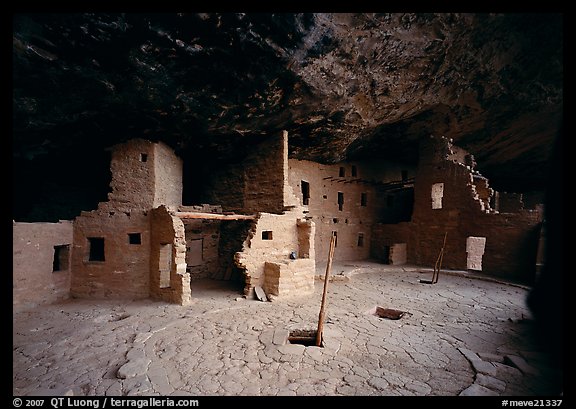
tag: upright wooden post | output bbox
[316,232,336,347]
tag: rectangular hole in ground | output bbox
[288,329,323,347]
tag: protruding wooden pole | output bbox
[316,232,336,347]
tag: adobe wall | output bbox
[474,211,542,282]
[206,132,288,214]
[372,135,544,282]
[107,139,182,211]
[153,142,183,208]
[150,206,191,305]
[13,221,73,312]
[288,159,416,263]
[183,220,221,279]
[71,210,150,299]
[235,208,315,298]
[107,139,157,210]
[370,222,412,263]
[216,220,254,281]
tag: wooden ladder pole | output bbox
[434,232,448,284]
[316,232,336,347]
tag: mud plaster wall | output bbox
[107,139,156,210]
[216,220,254,281]
[150,206,191,305]
[370,222,412,263]
[236,208,314,297]
[71,210,150,299]
[13,221,73,312]
[206,132,287,214]
[372,136,543,282]
[107,139,182,211]
[288,159,416,263]
[184,219,220,279]
[153,142,183,208]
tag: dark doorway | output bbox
[301,180,310,205]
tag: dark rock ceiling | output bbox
[12,13,562,221]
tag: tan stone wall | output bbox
[498,192,524,213]
[71,210,150,299]
[106,139,182,211]
[264,258,316,299]
[13,221,73,312]
[150,206,191,305]
[372,136,544,282]
[288,159,415,262]
[183,219,220,279]
[107,139,156,210]
[235,209,315,298]
[206,132,288,214]
[153,142,183,208]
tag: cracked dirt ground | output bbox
[13,263,561,396]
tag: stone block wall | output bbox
[107,139,182,211]
[475,211,542,282]
[370,222,411,263]
[206,131,287,214]
[150,206,191,305]
[263,259,316,299]
[389,243,407,265]
[235,208,315,298]
[153,142,183,208]
[371,135,544,282]
[107,139,156,210]
[288,158,415,263]
[183,219,221,279]
[71,209,150,299]
[498,192,524,213]
[13,221,73,312]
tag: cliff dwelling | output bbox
[13,13,562,397]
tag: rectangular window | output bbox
[401,170,408,181]
[53,244,70,272]
[88,237,105,262]
[262,231,273,240]
[332,231,338,247]
[338,192,344,211]
[361,192,367,207]
[128,233,141,245]
[339,167,345,177]
[351,166,357,177]
[140,153,148,162]
[357,233,364,247]
[301,180,310,206]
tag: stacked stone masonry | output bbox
[13,221,73,312]
[13,132,545,311]
[371,136,543,283]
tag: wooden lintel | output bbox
[175,212,256,220]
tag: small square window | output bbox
[128,233,141,245]
[140,153,148,162]
[262,231,273,240]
